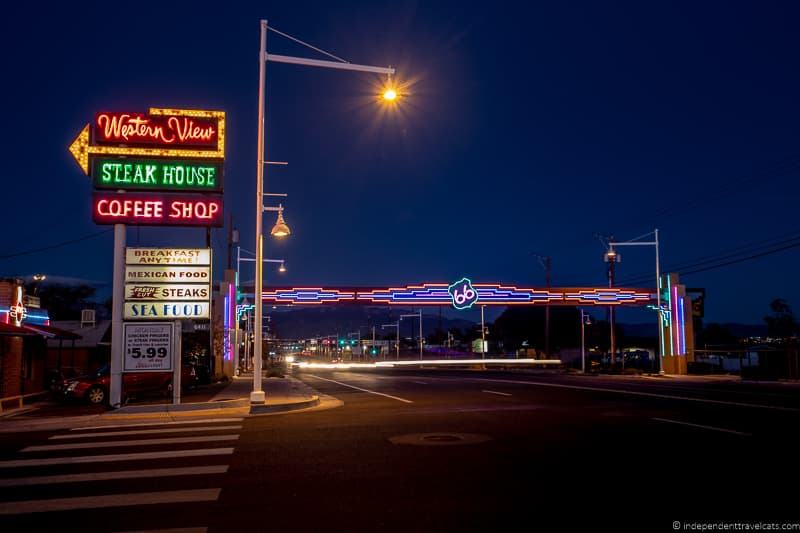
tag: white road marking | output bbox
[23,434,239,452]
[115,528,207,533]
[306,374,414,403]
[51,425,242,440]
[72,418,244,431]
[466,377,800,412]
[0,448,234,468]
[482,390,512,397]
[652,417,752,437]
[0,488,221,515]
[0,465,229,487]
[412,381,428,385]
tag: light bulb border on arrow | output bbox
[69,108,226,175]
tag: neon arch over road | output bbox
[257,283,655,307]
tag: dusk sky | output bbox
[3,1,800,323]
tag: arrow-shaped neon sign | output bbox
[69,108,226,175]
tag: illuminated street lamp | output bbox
[270,205,291,237]
[252,20,396,404]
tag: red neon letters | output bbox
[95,112,218,148]
[93,192,223,227]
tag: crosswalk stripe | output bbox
[72,418,244,431]
[116,527,208,533]
[0,488,221,515]
[0,465,229,488]
[0,447,234,468]
[23,435,239,453]
[51,425,242,440]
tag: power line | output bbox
[615,233,800,285]
[0,229,113,261]
[615,229,800,284]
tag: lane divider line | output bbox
[482,390,512,397]
[305,374,413,404]
[652,417,752,437]
[466,377,800,412]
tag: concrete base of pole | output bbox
[250,391,266,404]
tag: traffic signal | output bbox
[350,339,357,346]
[338,339,345,346]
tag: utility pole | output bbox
[607,247,617,369]
[534,254,552,358]
[597,234,618,369]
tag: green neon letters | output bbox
[93,158,223,192]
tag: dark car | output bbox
[59,363,198,405]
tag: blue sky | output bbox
[2,1,800,323]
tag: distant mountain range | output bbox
[267,306,475,340]
[621,322,768,338]
[268,308,769,340]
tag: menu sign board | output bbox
[124,248,211,320]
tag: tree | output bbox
[492,306,582,352]
[764,298,798,339]
[29,283,98,320]
[697,323,738,347]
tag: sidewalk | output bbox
[0,373,333,432]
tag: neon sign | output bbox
[93,192,223,227]
[95,112,218,148]
[260,284,656,306]
[448,278,478,310]
[69,108,225,175]
[93,159,222,192]
[9,304,27,323]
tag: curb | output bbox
[106,398,250,415]
[249,396,320,415]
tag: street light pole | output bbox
[481,305,486,359]
[609,229,664,375]
[381,322,400,360]
[580,309,586,373]
[251,20,396,399]
[400,311,423,359]
[251,20,268,405]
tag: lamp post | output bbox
[580,309,592,373]
[252,20,396,404]
[481,305,487,359]
[400,311,423,359]
[608,229,663,375]
[381,322,400,360]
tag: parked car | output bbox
[58,363,198,405]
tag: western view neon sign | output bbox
[95,112,218,148]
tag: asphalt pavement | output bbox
[1,368,799,532]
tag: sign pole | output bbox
[110,223,126,408]
[173,321,182,405]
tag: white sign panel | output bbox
[125,284,210,301]
[126,248,211,266]
[125,266,210,283]
[125,302,210,320]
[123,322,174,372]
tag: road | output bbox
[2,369,799,531]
